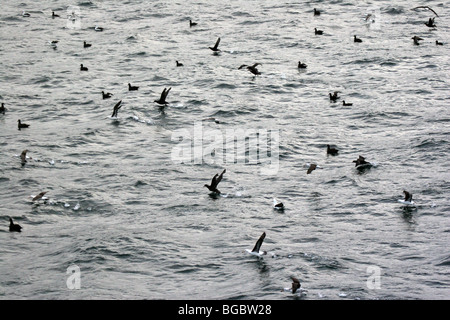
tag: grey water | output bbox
[0,0,449,300]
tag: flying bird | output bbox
[425,17,436,28]
[273,198,285,210]
[32,191,48,202]
[291,277,301,294]
[111,100,122,118]
[204,169,226,194]
[412,36,423,45]
[238,63,261,76]
[20,149,28,165]
[9,217,22,232]
[329,91,339,102]
[209,37,221,52]
[314,8,320,16]
[154,87,171,105]
[307,163,317,174]
[246,232,267,257]
[411,6,438,17]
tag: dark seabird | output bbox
[436,40,443,45]
[343,100,353,106]
[298,61,307,69]
[354,35,362,43]
[0,103,5,114]
[329,91,339,102]
[154,87,171,105]
[22,11,31,17]
[273,198,285,210]
[209,37,221,52]
[291,277,301,294]
[314,8,320,16]
[128,83,139,91]
[399,190,415,206]
[246,232,267,257]
[20,149,28,165]
[327,145,338,155]
[204,169,226,194]
[425,17,436,28]
[102,91,113,99]
[314,28,323,35]
[353,155,369,167]
[238,63,261,76]
[176,61,184,67]
[412,36,423,45]
[189,20,197,27]
[32,191,48,202]
[80,64,88,71]
[94,25,104,32]
[18,119,30,130]
[83,41,92,48]
[9,217,22,232]
[307,163,317,174]
[411,6,439,17]
[111,100,122,118]
[52,11,60,18]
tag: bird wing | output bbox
[252,232,266,253]
[163,87,171,100]
[32,191,47,201]
[112,100,122,116]
[215,169,226,186]
[307,164,316,174]
[238,64,247,70]
[411,6,439,17]
[210,174,219,188]
[252,63,261,68]
[214,37,221,49]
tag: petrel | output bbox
[204,169,226,194]
[32,191,48,202]
[314,8,320,16]
[436,40,443,45]
[353,155,369,167]
[412,36,423,45]
[128,83,139,91]
[307,163,317,174]
[154,87,171,105]
[80,64,88,71]
[176,61,184,67]
[209,37,221,52]
[189,20,197,27]
[83,41,92,48]
[238,63,261,76]
[354,35,362,43]
[9,217,22,232]
[102,91,113,99]
[425,17,436,28]
[0,103,5,114]
[52,11,60,18]
[329,91,339,102]
[246,232,267,257]
[291,277,301,294]
[273,198,285,210]
[111,100,122,118]
[18,119,30,130]
[327,145,339,155]
[20,149,28,165]
[343,100,353,106]
[314,28,323,35]
[298,61,307,69]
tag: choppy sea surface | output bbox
[0,0,449,300]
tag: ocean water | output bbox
[0,0,449,300]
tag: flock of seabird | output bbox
[5,5,432,295]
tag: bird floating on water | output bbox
[327,145,339,155]
[298,61,307,69]
[238,63,261,76]
[314,28,323,35]
[273,198,285,210]
[111,100,122,118]
[22,11,31,17]
[246,232,267,257]
[329,91,339,102]
[52,11,60,18]
[204,169,226,194]
[80,64,88,71]
[20,149,29,165]
[83,41,92,48]
[189,20,197,27]
[209,37,221,52]
[0,103,5,114]
[412,36,423,45]
[398,190,415,206]
[18,119,30,130]
[128,83,139,91]
[353,155,369,167]
[436,40,443,45]
[354,35,362,43]
[342,100,353,106]
[314,8,320,16]
[154,87,171,105]
[102,91,113,99]
[9,217,22,232]
[176,61,183,67]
